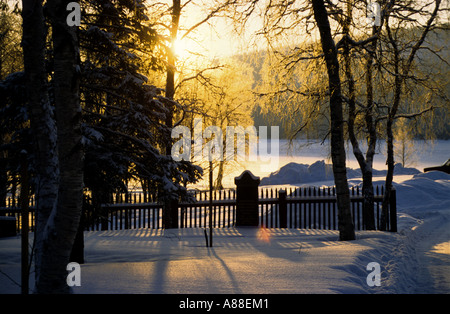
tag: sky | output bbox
[170,1,265,62]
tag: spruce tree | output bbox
[79,0,202,213]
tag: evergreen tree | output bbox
[79,0,202,211]
[0,71,29,209]
[0,1,25,209]
[0,0,203,292]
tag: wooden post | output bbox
[234,171,260,227]
[389,187,397,232]
[279,190,287,228]
[162,198,179,229]
[172,198,179,229]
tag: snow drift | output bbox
[260,160,421,186]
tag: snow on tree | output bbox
[79,0,202,209]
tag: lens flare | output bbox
[257,226,271,243]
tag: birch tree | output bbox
[335,0,384,231]
[311,0,355,240]
[21,0,60,291]
[380,0,444,230]
[225,0,355,239]
[29,0,84,294]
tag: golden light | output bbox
[173,37,197,62]
[171,34,221,70]
[431,241,450,255]
[257,226,271,243]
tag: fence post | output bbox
[235,171,260,227]
[389,187,397,232]
[163,198,179,229]
[279,190,287,228]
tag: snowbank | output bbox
[393,172,450,215]
[260,160,421,186]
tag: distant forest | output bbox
[249,26,450,140]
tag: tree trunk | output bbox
[362,26,378,231]
[381,116,395,231]
[381,23,401,231]
[0,148,7,209]
[164,0,181,155]
[21,0,59,286]
[381,0,441,231]
[215,160,224,190]
[162,0,181,228]
[19,151,30,294]
[342,1,377,230]
[70,218,85,265]
[34,0,83,293]
[312,0,355,241]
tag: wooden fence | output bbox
[0,185,397,234]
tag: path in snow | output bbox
[413,210,450,293]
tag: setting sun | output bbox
[173,37,194,61]
[172,30,239,64]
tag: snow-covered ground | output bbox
[0,140,449,294]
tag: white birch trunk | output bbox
[34,0,83,293]
[21,0,59,287]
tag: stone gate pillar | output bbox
[235,170,260,227]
